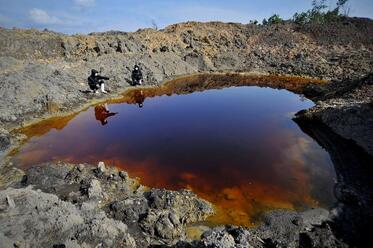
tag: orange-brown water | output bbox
[12,76,335,227]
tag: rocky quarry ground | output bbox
[0,17,372,247]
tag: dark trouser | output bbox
[132,77,142,85]
[89,80,104,90]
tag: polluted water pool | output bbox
[12,77,336,227]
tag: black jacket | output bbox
[88,69,109,86]
[132,68,143,81]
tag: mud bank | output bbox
[0,18,372,247]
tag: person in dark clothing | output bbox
[131,65,143,86]
[88,69,109,93]
[94,104,117,125]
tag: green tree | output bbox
[311,0,327,12]
[249,19,258,25]
[292,0,350,25]
[336,0,350,16]
[263,14,283,25]
[293,12,310,25]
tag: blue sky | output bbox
[0,0,372,34]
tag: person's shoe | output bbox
[102,90,108,94]
[95,90,99,94]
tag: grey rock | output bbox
[119,171,128,179]
[77,164,85,172]
[97,161,106,173]
[110,196,149,223]
[0,134,10,152]
[6,195,15,208]
[87,179,102,199]
[4,162,214,246]
[154,212,180,239]
[201,230,236,248]
[0,187,136,248]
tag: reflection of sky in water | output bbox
[13,86,336,226]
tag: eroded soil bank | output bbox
[0,18,372,247]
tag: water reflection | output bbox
[94,104,118,125]
[134,90,145,108]
[11,75,335,227]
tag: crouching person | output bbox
[88,69,109,93]
[131,65,143,86]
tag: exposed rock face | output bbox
[5,162,213,247]
[150,210,348,247]
[298,73,373,156]
[293,118,373,247]
[139,189,213,242]
[0,187,136,248]
[195,211,347,248]
[0,128,10,153]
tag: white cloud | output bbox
[29,8,61,25]
[74,0,96,8]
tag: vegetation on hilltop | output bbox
[261,0,350,25]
